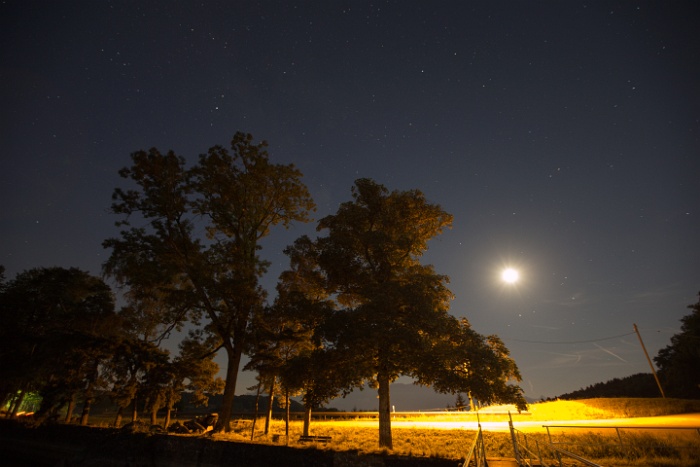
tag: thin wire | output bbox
[507,331,636,345]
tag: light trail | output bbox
[318,413,700,434]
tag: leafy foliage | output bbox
[0,267,118,423]
[275,179,524,448]
[103,132,315,431]
[558,373,660,400]
[424,318,526,411]
[654,292,700,399]
[311,179,456,448]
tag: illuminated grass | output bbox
[211,419,700,466]
[210,418,700,466]
[207,398,700,466]
[86,398,700,465]
[569,398,700,418]
[212,419,512,459]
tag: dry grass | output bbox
[521,397,700,421]
[82,398,700,465]
[205,398,700,466]
[211,418,700,466]
[212,418,512,459]
[570,398,700,418]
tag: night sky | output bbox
[2,1,699,404]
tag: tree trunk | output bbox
[10,389,26,418]
[264,376,276,435]
[214,342,242,432]
[163,402,172,429]
[64,394,76,423]
[131,396,138,422]
[80,380,95,426]
[377,373,393,449]
[150,403,158,425]
[114,406,123,428]
[163,392,175,429]
[284,388,290,446]
[251,382,261,441]
[302,404,312,437]
[80,396,92,426]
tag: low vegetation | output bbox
[568,397,700,419]
[201,398,700,466]
[10,397,699,465]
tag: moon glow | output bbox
[501,268,520,284]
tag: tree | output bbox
[273,239,363,437]
[308,178,455,448]
[0,267,118,424]
[117,283,191,347]
[424,317,526,412]
[455,393,467,411]
[293,179,525,447]
[174,334,224,412]
[102,290,180,427]
[103,132,315,431]
[245,298,313,441]
[281,346,354,436]
[105,337,166,427]
[270,292,346,437]
[154,333,224,429]
[655,292,700,399]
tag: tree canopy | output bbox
[103,132,316,431]
[2,167,528,442]
[281,178,525,448]
[0,267,118,422]
[655,292,700,399]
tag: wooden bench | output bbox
[298,435,332,444]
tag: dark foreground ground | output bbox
[0,419,459,467]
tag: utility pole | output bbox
[633,323,665,398]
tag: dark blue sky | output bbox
[2,1,699,402]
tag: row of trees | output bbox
[0,266,222,427]
[2,133,526,448]
[4,132,696,448]
[558,373,660,399]
[99,132,526,448]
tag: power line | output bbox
[507,331,636,345]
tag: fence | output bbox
[460,415,488,467]
[507,421,700,467]
[543,424,700,466]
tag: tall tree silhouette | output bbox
[103,132,315,431]
[655,292,700,399]
[304,179,454,448]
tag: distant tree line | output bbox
[558,373,659,399]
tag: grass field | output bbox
[83,398,700,466]
[203,398,700,466]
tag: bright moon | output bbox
[501,268,519,284]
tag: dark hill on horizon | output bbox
[557,373,662,400]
